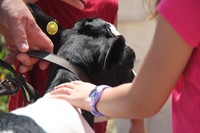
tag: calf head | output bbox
[52,18,136,88]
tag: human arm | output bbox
[51,14,193,118]
[0,0,53,73]
[129,119,146,133]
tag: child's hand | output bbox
[51,81,96,111]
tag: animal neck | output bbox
[28,50,91,83]
[66,63,90,82]
[46,62,90,93]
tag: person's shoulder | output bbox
[158,0,200,47]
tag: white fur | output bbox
[11,93,94,133]
[108,23,120,36]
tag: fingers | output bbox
[51,87,73,95]
[51,94,71,101]
[53,81,84,91]
[71,80,84,85]
[18,65,33,73]
[54,82,78,90]
[51,83,74,100]
[26,19,54,53]
[16,52,51,73]
[3,53,18,64]
[25,19,54,70]
[3,54,17,64]
[12,22,53,72]
[51,81,83,96]
[2,0,53,71]
[3,45,18,64]
[38,60,50,70]
[50,81,95,111]
[17,53,37,73]
[10,17,29,53]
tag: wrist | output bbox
[87,85,110,116]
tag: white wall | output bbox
[112,0,172,133]
[118,0,150,21]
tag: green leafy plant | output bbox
[0,35,9,112]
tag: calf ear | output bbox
[27,3,64,53]
[103,35,125,69]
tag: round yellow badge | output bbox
[46,21,58,35]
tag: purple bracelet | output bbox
[87,85,110,116]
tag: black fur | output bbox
[47,18,135,90]
[45,18,135,127]
[0,112,45,133]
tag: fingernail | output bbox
[18,42,29,52]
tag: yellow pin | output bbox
[46,21,58,35]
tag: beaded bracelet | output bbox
[87,85,110,116]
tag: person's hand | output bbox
[0,0,53,73]
[24,0,89,10]
[50,81,96,111]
